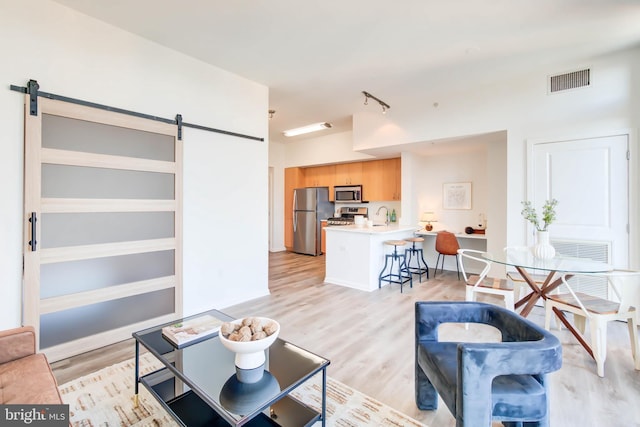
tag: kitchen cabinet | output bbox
[387,157,402,200]
[362,159,385,201]
[335,162,362,186]
[321,220,327,254]
[285,167,305,221]
[362,158,401,201]
[284,159,400,250]
[284,167,305,250]
[285,217,294,248]
[304,164,335,190]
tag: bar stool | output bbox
[404,237,430,282]
[378,240,413,292]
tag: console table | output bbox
[133,310,330,426]
[414,230,487,241]
[414,230,487,273]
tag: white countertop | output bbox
[325,224,419,234]
[415,230,487,240]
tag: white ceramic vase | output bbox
[532,230,555,259]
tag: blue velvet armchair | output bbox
[415,301,562,427]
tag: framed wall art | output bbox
[443,182,472,210]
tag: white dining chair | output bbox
[458,249,515,311]
[544,270,640,377]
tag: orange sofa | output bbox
[0,326,63,404]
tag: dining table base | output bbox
[513,267,567,316]
[482,249,610,365]
[550,306,595,359]
[513,267,595,360]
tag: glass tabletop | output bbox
[133,309,329,426]
[483,248,611,273]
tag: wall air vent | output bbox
[549,68,590,93]
[551,238,610,299]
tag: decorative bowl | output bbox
[219,317,280,382]
[219,371,281,414]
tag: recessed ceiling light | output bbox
[283,122,332,137]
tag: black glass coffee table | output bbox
[133,310,330,426]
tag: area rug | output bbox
[58,352,425,427]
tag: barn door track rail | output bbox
[10,79,264,142]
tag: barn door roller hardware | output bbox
[10,79,263,142]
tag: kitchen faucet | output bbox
[376,206,389,224]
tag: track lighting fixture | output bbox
[362,91,390,114]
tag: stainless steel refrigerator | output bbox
[293,187,334,256]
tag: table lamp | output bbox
[421,212,437,231]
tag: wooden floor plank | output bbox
[52,251,640,426]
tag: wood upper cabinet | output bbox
[362,158,401,201]
[335,162,362,186]
[305,167,320,187]
[304,164,335,189]
[362,159,385,201]
[387,157,402,200]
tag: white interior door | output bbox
[530,134,629,269]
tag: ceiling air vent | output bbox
[549,68,590,93]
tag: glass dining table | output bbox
[482,248,611,318]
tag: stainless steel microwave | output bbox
[334,185,363,203]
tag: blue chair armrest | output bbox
[458,340,562,379]
[416,301,488,342]
[415,301,559,344]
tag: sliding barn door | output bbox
[23,97,182,362]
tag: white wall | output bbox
[283,130,375,167]
[269,141,286,251]
[407,141,507,274]
[353,49,640,259]
[414,148,489,234]
[286,48,639,269]
[0,1,270,329]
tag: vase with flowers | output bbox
[521,199,558,259]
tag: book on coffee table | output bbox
[162,314,223,348]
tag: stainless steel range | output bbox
[326,217,354,225]
[326,207,368,225]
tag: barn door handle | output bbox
[28,212,37,251]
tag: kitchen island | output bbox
[324,224,419,291]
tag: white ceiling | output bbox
[52,0,640,149]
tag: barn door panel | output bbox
[24,97,182,362]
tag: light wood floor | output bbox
[52,251,640,426]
